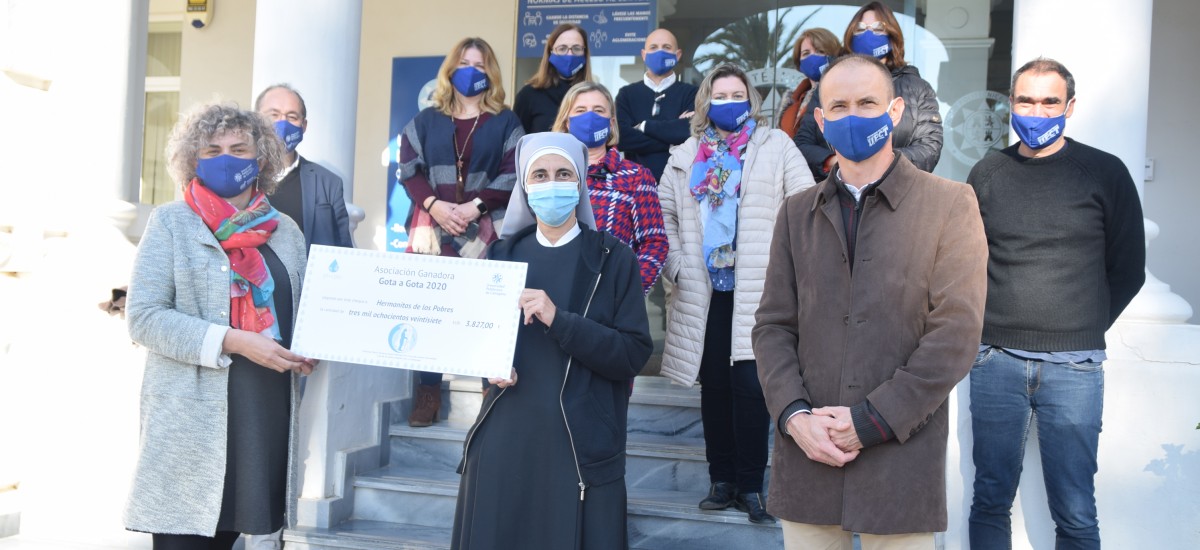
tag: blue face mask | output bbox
[526,181,580,227]
[273,120,304,153]
[820,99,897,163]
[548,53,586,79]
[1010,101,1071,149]
[196,154,260,198]
[568,111,611,149]
[708,99,751,132]
[451,66,490,97]
[799,54,830,82]
[851,31,891,59]
[645,50,677,76]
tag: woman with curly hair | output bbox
[124,102,315,549]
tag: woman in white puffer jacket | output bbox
[659,63,815,524]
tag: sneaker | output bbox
[408,384,441,427]
[698,481,737,510]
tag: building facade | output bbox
[1,1,1197,548]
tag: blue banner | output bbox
[386,56,444,253]
[517,0,656,58]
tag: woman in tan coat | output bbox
[658,63,815,524]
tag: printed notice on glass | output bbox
[292,245,526,379]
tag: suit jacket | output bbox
[752,155,987,534]
[123,201,307,535]
[298,156,353,248]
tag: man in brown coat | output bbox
[752,54,988,549]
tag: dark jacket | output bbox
[753,155,987,534]
[794,65,944,179]
[513,81,573,134]
[460,224,652,489]
[297,156,354,249]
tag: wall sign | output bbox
[517,0,656,57]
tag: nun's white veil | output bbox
[499,132,596,239]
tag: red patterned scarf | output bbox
[184,178,282,338]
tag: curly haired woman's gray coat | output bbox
[123,201,307,536]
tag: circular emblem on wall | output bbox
[944,90,1010,166]
[417,79,438,111]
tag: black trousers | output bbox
[152,531,239,550]
[697,291,770,494]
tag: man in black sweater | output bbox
[615,28,697,182]
[965,58,1145,550]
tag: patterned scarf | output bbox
[689,119,755,290]
[184,178,282,339]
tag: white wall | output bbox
[1145,0,1200,317]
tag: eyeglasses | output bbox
[552,45,585,55]
[854,21,886,35]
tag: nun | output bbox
[451,132,653,550]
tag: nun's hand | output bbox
[519,289,556,327]
[430,200,467,236]
[488,368,518,389]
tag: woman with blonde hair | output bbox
[552,81,667,294]
[779,27,840,138]
[514,23,593,133]
[659,63,815,524]
[398,36,524,426]
[124,102,314,549]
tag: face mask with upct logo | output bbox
[851,31,891,59]
[708,99,751,132]
[819,98,898,163]
[799,54,830,82]
[451,66,490,97]
[1010,100,1072,149]
[568,111,611,149]
[645,50,677,76]
[548,54,586,79]
[197,154,260,198]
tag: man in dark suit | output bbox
[256,84,353,249]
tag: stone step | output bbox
[283,520,450,550]
[388,420,771,493]
[346,464,781,549]
[433,374,705,438]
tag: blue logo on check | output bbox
[388,323,417,353]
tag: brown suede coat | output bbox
[752,155,987,534]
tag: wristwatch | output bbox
[473,197,488,215]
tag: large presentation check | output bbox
[291,245,527,379]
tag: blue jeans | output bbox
[968,348,1104,550]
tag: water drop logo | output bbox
[329,259,339,273]
[388,323,417,353]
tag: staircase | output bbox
[284,375,782,549]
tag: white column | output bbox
[252,0,366,239]
[0,0,145,271]
[1013,0,1191,323]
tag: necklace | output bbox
[453,112,482,201]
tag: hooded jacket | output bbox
[459,224,653,488]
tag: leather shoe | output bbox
[408,384,441,427]
[698,481,737,510]
[734,492,776,524]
